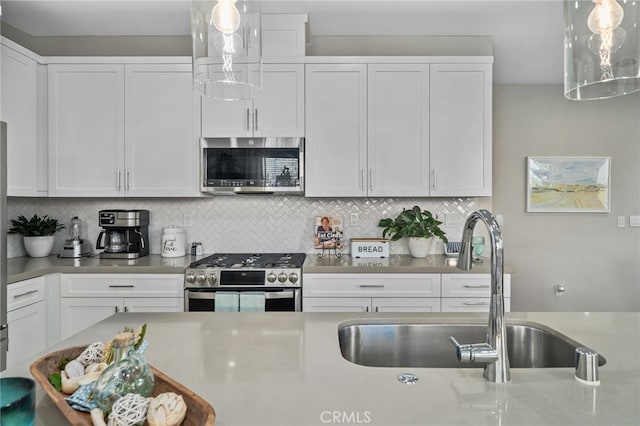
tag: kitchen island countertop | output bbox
[2,311,637,425]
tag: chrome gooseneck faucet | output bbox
[449,209,511,383]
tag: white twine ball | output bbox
[76,342,105,366]
[107,393,150,426]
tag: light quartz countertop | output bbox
[303,254,514,274]
[2,311,637,426]
[7,254,512,284]
[6,254,195,283]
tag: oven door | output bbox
[186,288,301,312]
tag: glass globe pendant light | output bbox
[191,0,261,101]
[564,0,640,100]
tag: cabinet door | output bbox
[200,67,252,137]
[124,64,198,197]
[48,64,125,196]
[60,297,123,340]
[305,64,367,197]
[429,63,492,196]
[1,46,39,196]
[6,302,46,368]
[367,64,430,196]
[303,297,370,312]
[253,64,304,137]
[123,297,184,313]
[304,273,441,298]
[372,297,440,312]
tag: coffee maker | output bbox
[96,210,149,259]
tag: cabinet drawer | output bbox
[7,276,45,311]
[304,273,441,298]
[60,274,183,297]
[441,274,511,298]
[442,297,511,312]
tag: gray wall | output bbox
[493,85,640,311]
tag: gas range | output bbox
[184,253,306,288]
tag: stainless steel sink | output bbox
[338,320,606,368]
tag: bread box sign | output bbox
[350,238,389,258]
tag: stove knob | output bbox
[207,273,217,285]
[277,272,288,283]
[288,272,299,284]
[267,272,277,283]
[196,274,207,286]
[185,273,196,284]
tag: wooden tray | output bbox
[30,345,215,426]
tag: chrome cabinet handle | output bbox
[375,306,379,312]
[115,306,119,313]
[13,289,38,299]
[369,168,373,191]
[125,170,130,191]
[254,108,258,131]
[432,169,437,190]
[463,285,490,289]
[463,301,490,306]
[124,306,129,312]
[358,284,385,288]
[117,169,122,191]
[246,108,251,131]
[365,306,370,312]
[108,285,135,288]
[360,169,365,191]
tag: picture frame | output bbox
[526,156,611,213]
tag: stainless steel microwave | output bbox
[200,137,304,194]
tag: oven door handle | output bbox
[187,290,295,300]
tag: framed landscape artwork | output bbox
[526,156,611,213]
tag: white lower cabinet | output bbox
[6,277,46,368]
[60,274,184,339]
[303,273,441,312]
[441,273,511,312]
[302,272,511,313]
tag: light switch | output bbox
[630,216,640,227]
[349,212,359,226]
[618,216,626,228]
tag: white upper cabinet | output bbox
[367,64,430,197]
[48,64,125,197]
[124,64,198,197]
[1,43,43,196]
[305,63,431,197]
[48,60,197,197]
[305,60,492,198]
[201,63,304,138]
[305,64,367,197]
[429,63,492,196]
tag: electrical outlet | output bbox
[630,216,640,227]
[617,216,626,227]
[350,212,359,226]
[183,212,193,227]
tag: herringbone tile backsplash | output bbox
[6,196,477,258]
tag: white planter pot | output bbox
[408,237,435,258]
[23,235,55,258]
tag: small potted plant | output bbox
[378,206,448,258]
[9,214,65,258]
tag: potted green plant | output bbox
[378,206,448,258]
[9,214,65,258]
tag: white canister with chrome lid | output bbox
[161,226,186,257]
